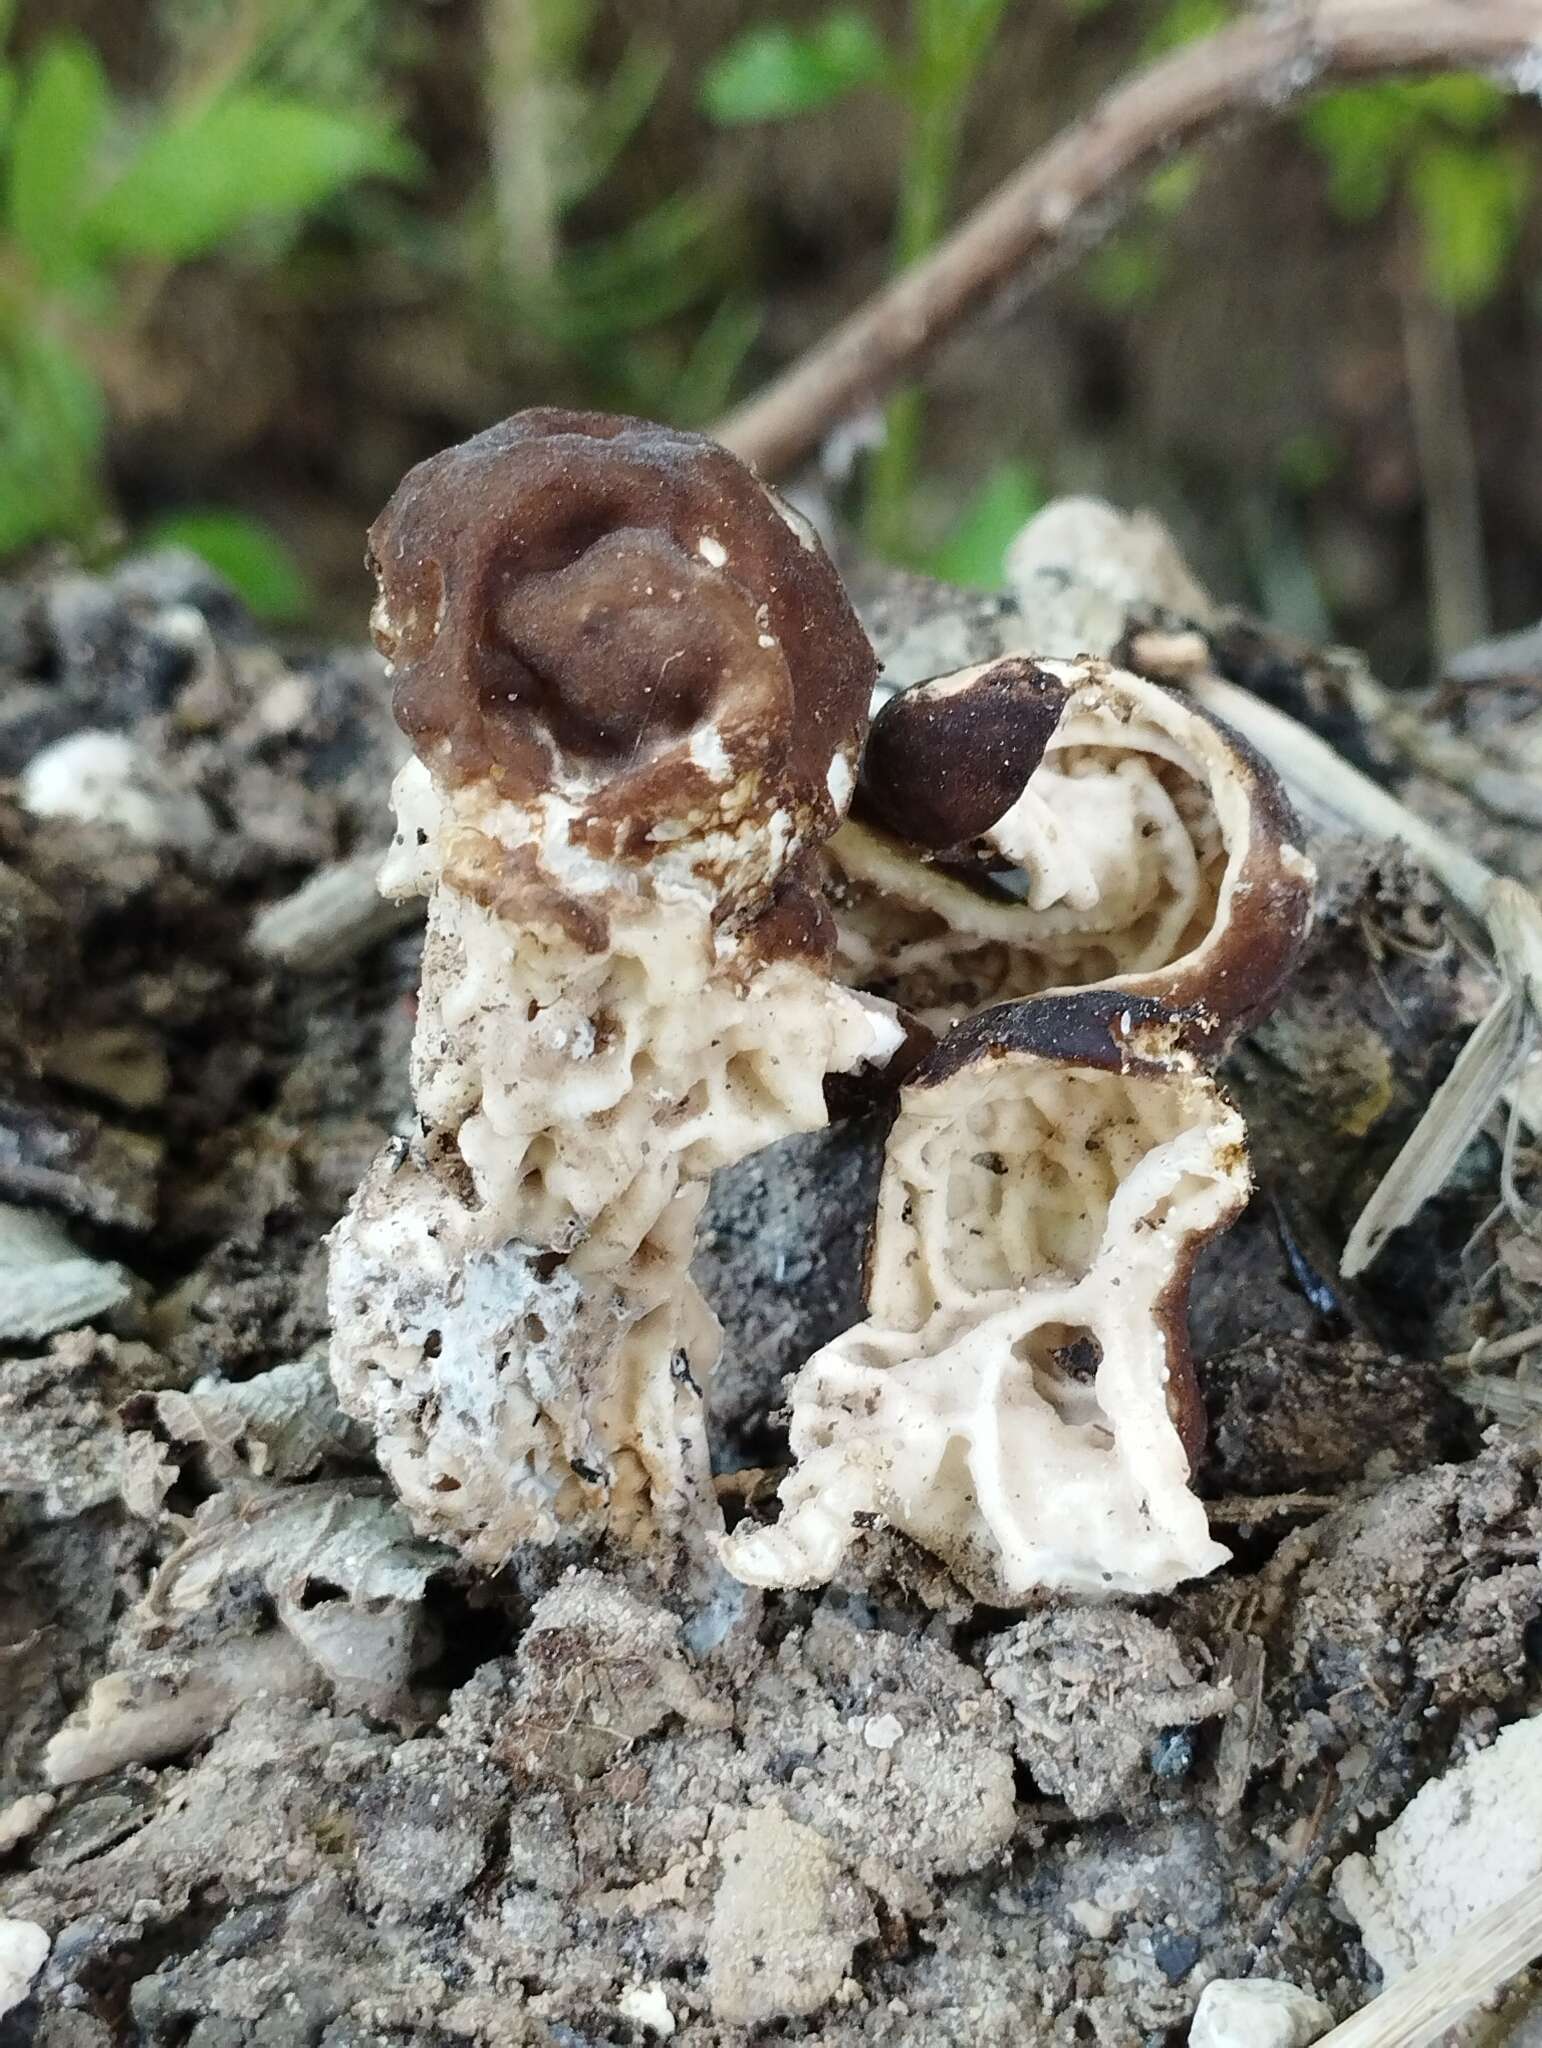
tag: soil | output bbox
[1,542,1540,2047]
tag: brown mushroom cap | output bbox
[858,655,1070,850]
[843,656,1314,1049]
[369,409,876,864]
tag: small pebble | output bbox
[0,1919,49,2020]
[1190,1978,1332,2048]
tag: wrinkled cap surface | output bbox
[369,409,876,860]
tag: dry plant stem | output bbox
[1207,1493,1340,1523]
[1443,1320,1542,1370]
[1399,210,1491,665]
[716,1,1542,476]
[248,847,419,971]
[1254,1683,1432,1951]
[1339,879,1541,1273]
[1311,1874,1542,2048]
[485,0,561,283]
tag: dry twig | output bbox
[716,1,1542,477]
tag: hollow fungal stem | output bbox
[327,411,905,1567]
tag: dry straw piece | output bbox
[1313,1874,1542,2048]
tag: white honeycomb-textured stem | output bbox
[330,759,900,1566]
[721,1054,1244,1602]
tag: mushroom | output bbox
[720,989,1248,1602]
[831,654,1314,1043]
[328,410,905,1566]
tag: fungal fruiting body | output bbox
[723,650,1316,1604]
[832,655,1313,1040]
[327,411,902,1564]
[720,992,1248,1601]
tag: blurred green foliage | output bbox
[699,0,1256,580]
[141,507,315,619]
[699,9,888,124]
[1,0,1537,618]
[1082,153,1200,311]
[0,0,410,605]
[1138,0,1231,59]
[926,460,1043,590]
[1302,76,1531,308]
[474,0,759,424]
[702,0,1016,580]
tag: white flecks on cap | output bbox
[689,724,733,782]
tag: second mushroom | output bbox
[723,653,1314,1601]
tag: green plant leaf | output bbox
[1410,138,1530,309]
[1144,154,1199,217]
[668,293,762,422]
[1083,229,1166,309]
[926,460,1044,590]
[535,193,730,342]
[86,91,416,261]
[533,0,600,72]
[1276,430,1340,494]
[0,332,108,555]
[914,0,1011,91]
[699,9,888,125]
[6,35,110,284]
[1302,74,1511,226]
[138,509,314,620]
[1404,72,1506,135]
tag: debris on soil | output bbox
[985,1608,1233,1820]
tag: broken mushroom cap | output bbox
[368,408,876,888]
[895,987,1241,1468]
[721,987,1248,1603]
[834,654,1314,1044]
